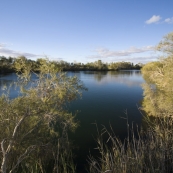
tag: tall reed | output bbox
[88,116,173,173]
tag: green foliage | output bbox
[157,32,173,54]
[0,55,143,74]
[0,58,85,173]
[0,56,15,73]
[142,32,173,117]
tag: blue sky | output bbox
[0,0,173,64]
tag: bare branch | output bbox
[9,145,36,173]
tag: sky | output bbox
[0,0,173,64]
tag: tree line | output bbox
[0,56,143,74]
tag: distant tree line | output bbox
[0,56,143,74]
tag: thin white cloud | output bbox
[145,15,161,24]
[87,46,157,64]
[119,56,158,64]
[88,46,155,59]
[0,43,7,47]
[165,17,173,24]
[0,44,39,58]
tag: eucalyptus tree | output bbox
[0,57,85,173]
[142,32,173,117]
[157,31,173,54]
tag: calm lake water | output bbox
[0,70,144,172]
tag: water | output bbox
[0,70,144,172]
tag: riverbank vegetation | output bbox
[0,31,173,173]
[0,58,86,173]
[142,32,173,117]
[0,56,143,74]
[89,116,173,173]
[89,31,173,173]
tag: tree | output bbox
[0,56,15,73]
[0,57,86,173]
[157,32,173,54]
[142,32,173,117]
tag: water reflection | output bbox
[79,70,143,87]
[67,70,144,172]
[0,71,144,173]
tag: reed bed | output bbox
[88,116,173,173]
